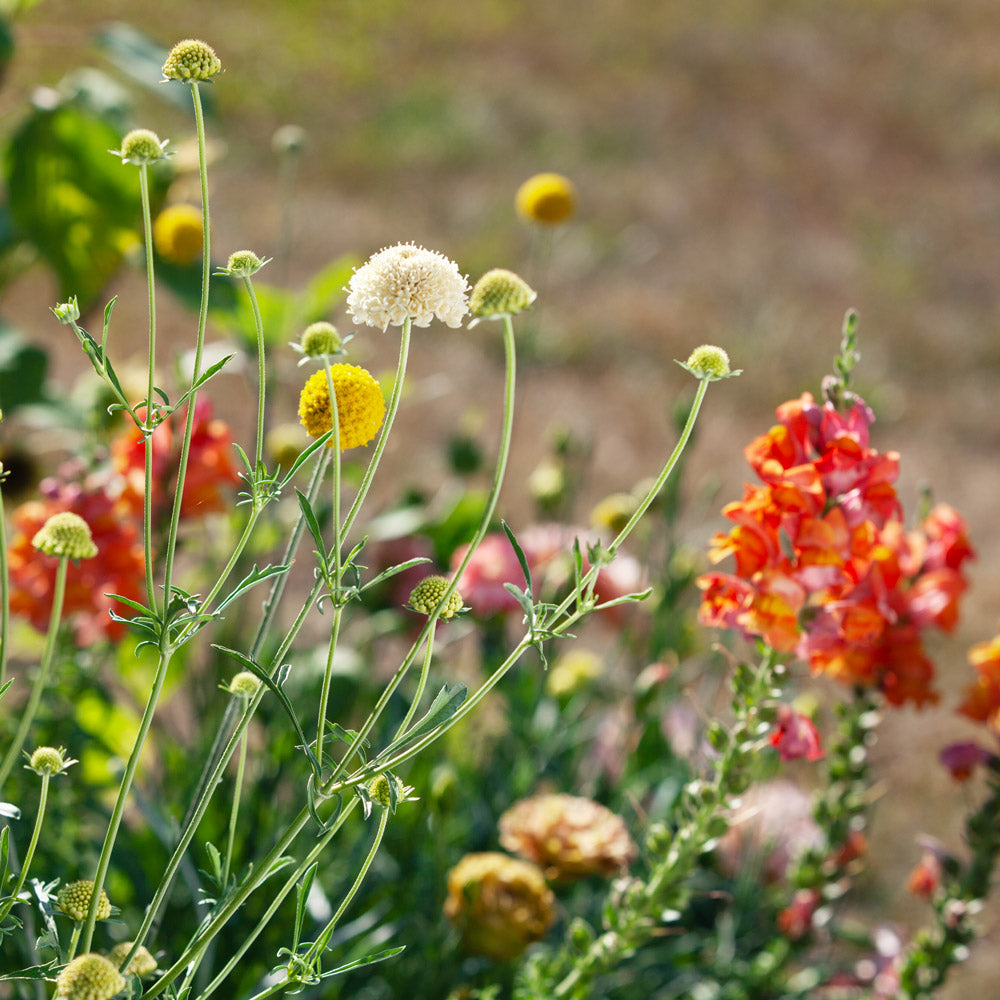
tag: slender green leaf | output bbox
[318,945,405,977]
[373,683,467,763]
[293,863,319,950]
[501,520,533,589]
[279,430,333,486]
[216,564,290,613]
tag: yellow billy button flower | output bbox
[162,39,222,82]
[32,512,97,560]
[678,344,741,382]
[226,671,261,697]
[55,954,126,1000]
[27,745,76,777]
[515,172,577,225]
[153,205,203,266]
[115,128,169,166]
[468,268,537,326]
[298,365,385,451]
[408,575,464,619]
[57,880,111,922]
[108,941,158,978]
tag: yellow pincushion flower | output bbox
[107,941,158,978]
[153,205,203,266]
[515,173,577,225]
[55,954,125,1000]
[57,880,111,922]
[162,39,222,82]
[298,365,385,451]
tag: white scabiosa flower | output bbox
[346,243,469,332]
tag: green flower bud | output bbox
[679,345,739,381]
[55,954,126,1000]
[299,321,342,358]
[468,268,537,324]
[227,671,261,697]
[32,512,97,560]
[27,746,75,777]
[368,774,392,808]
[116,129,168,165]
[108,941,158,978]
[220,250,269,277]
[407,575,463,619]
[162,39,221,82]
[57,880,111,922]
[52,297,81,325]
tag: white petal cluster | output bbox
[346,243,469,331]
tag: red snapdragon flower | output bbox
[769,704,824,762]
[698,392,974,707]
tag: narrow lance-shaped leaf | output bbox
[373,683,468,763]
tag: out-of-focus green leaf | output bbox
[157,255,239,315]
[0,15,13,80]
[4,103,165,307]
[94,22,217,116]
[0,322,47,413]
[58,67,133,133]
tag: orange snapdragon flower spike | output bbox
[698,392,974,707]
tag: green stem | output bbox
[139,162,158,611]
[243,274,267,479]
[0,773,49,926]
[221,720,249,890]
[0,474,10,688]
[0,557,69,792]
[395,635,434,737]
[66,922,83,962]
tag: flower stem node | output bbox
[27,745,76,777]
[298,365,385,451]
[115,129,169,165]
[32,512,98,560]
[468,268,537,325]
[226,671,262,698]
[346,243,469,331]
[57,880,111,922]
[162,39,222,82]
[108,941,158,978]
[55,954,126,1000]
[407,575,464,619]
[219,250,270,278]
[678,345,741,381]
[516,172,577,225]
[52,297,81,326]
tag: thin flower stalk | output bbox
[0,557,69,792]
[138,160,158,610]
[81,77,212,957]
[242,271,267,481]
[0,477,9,687]
[0,771,52,925]
[221,722,250,890]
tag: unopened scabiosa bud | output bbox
[32,512,97,560]
[680,345,737,381]
[227,671,261,697]
[57,880,111,922]
[515,172,577,225]
[162,39,221,82]
[408,575,463,619]
[346,243,469,331]
[294,321,343,361]
[27,745,75,777]
[108,941,158,978]
[368,774,392,808]
[220,250,269,277]
[153,205,203,266]
[55,954,126,1000]
[52,297,81,325]
[298,365,385,451]
[116,128,169,165]
[468,268,537,325]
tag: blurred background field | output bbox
[3,0,1000,994]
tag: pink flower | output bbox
[770,704,824,762]
[451,533,533,617]
[939,741,993,781]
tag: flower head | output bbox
[368,774,392,808]
[57,880,111,922]
[220,250,269,277]
[55,954,126,1000]
[153,205,203,265]
[769,704,825,762]
[468,268,537,324]
[346,243,469,331]
[298,365,385,451]
[32,512,97,560]
[515,172,577,225]
[116,128,169,166]
[52,297,80,325]
[940,740,994,781]
[407,575,463,619]
[27,745,76,777]
[162,39,221,82]
[680,344,737,381]
[444,852,555,960]
[294,321,344,362]
[227,671,261,697]
[499,793,636,880]
[107,942,158,978]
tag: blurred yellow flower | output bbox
[515,172,577,225]
[153,204,203,266]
